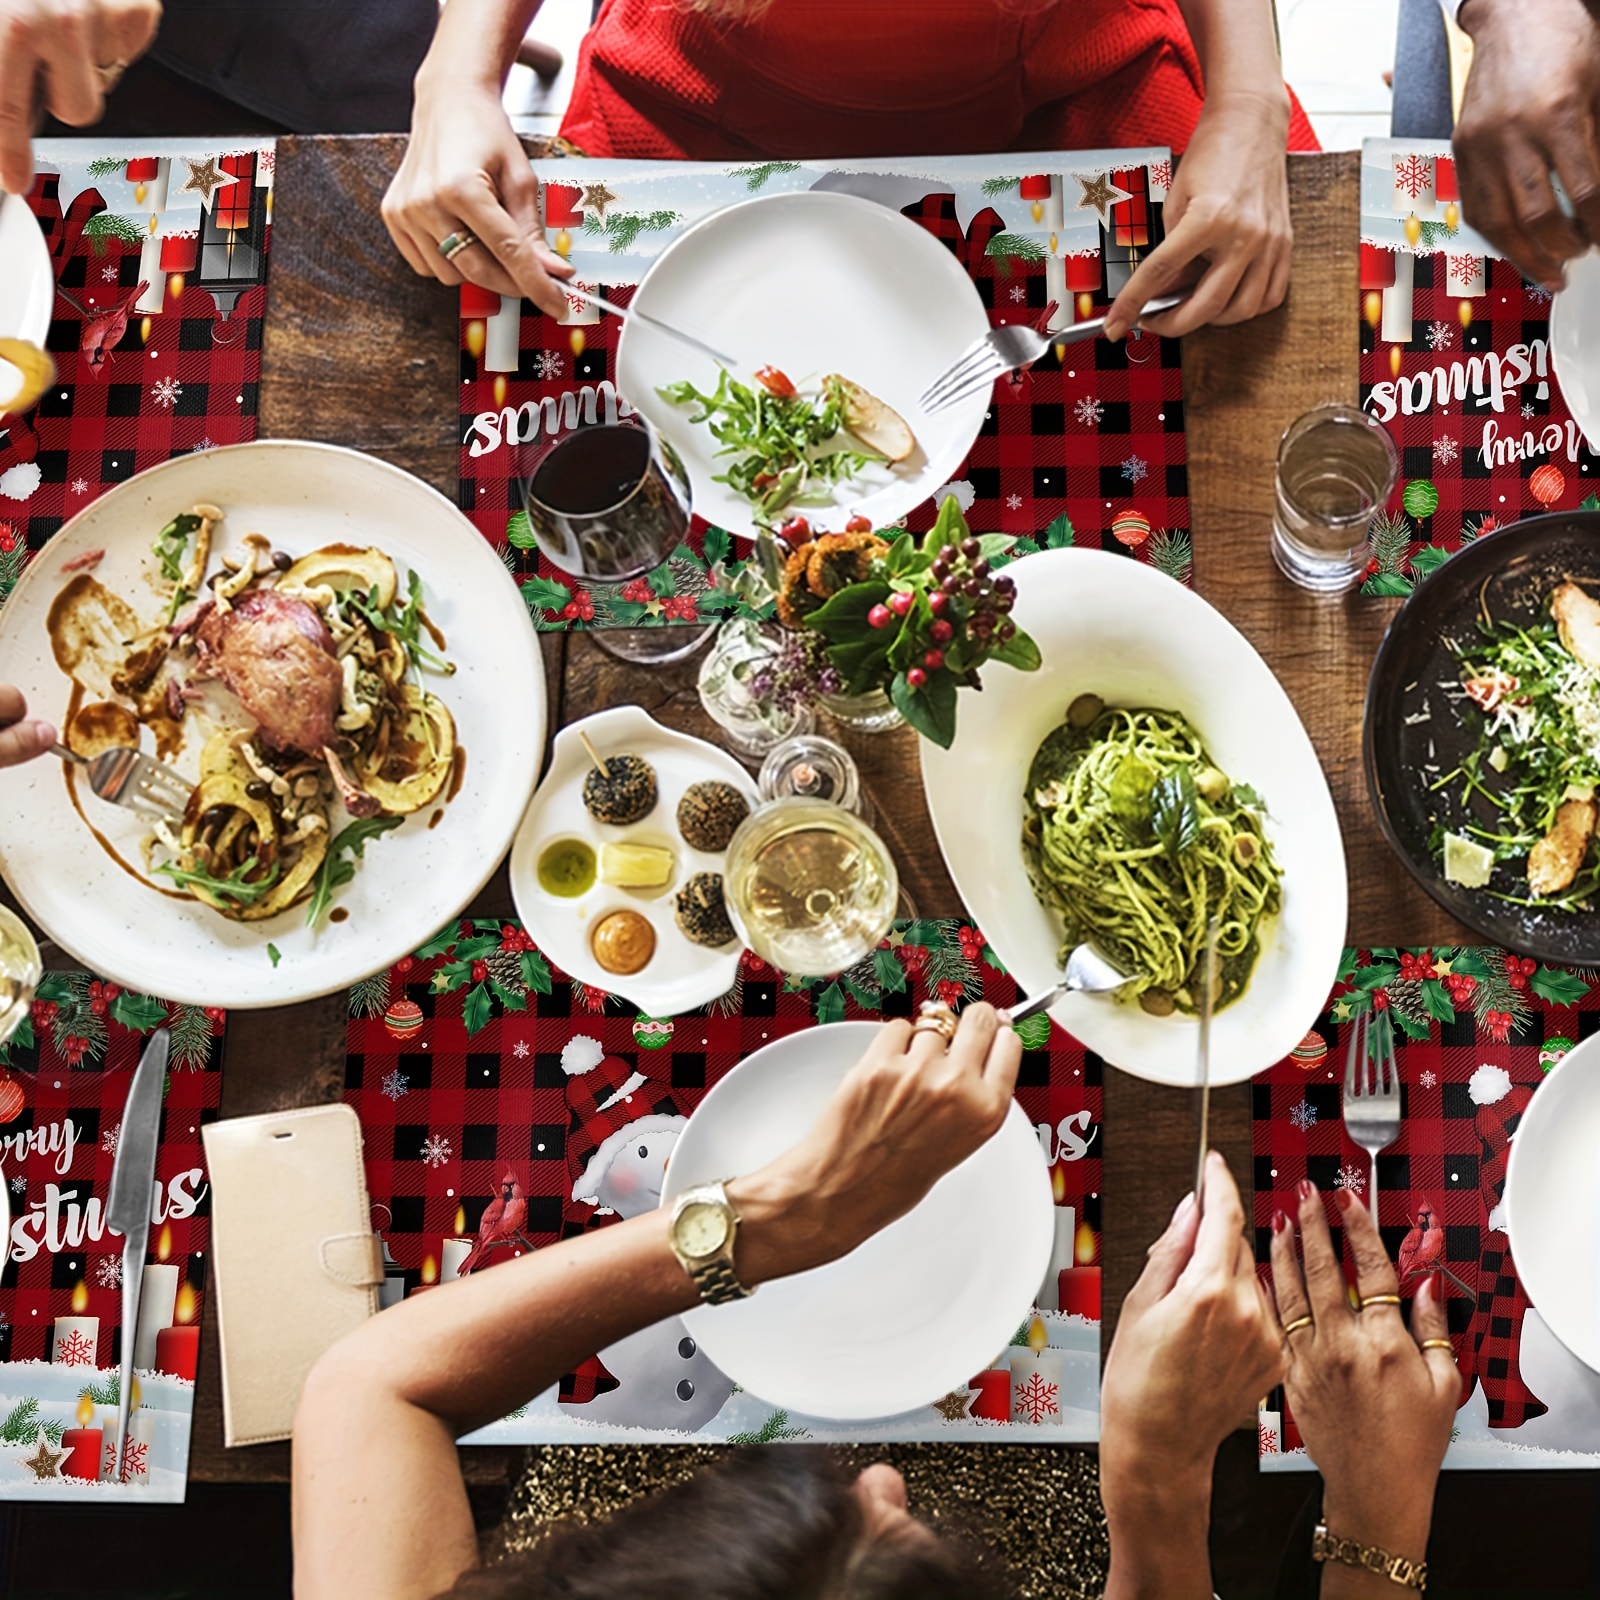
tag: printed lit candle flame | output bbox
[554,229,571,258]
[1048,232,1058,255]
[157,1224,172,1263]
[1076,291,1093,320]
[1051,1164,1066,1205]
[1075,1220,1097,1266]
[174,1281,197,1324]
[569,327,586,358]
[1458,300,1473,329]
[75,1392,94,1428]
[129,1375,142,1409]
[1363,291,1383,328]
[1026,1315,1048,1356]
[454,1204,467,1237]
[465,319,486,360]
[1389,345,1403,379]
[421,1254,438,1286]
[1444,201,1459,231]
[148,214,158,237]
[1404,212,1422,248]
[493,374,508,408]
[167,273,185,301]
[71,1280,88,1314]
[134,183,147,206]
[1032,202,1044,224]
[139,317,152,344]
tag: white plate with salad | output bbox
[0,441,545,1007]
[617,190,991,537]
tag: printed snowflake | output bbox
[1120,454,1149,486]
[1526,282,1553,305]
[100,1124,119,1156]
[151,376,182,409]
[94,1255,123,1290]
[68,476,90,498]
[9,1175,24,1195]
[1014,1371,1060,1424]
[1005,493,1023,510]
[534,350,565,381]
[192,436,217,453]
[1259,1422,1279,1454]
[1393,153,1434,200]
[1334,1162,1367,1194]
[1448,255,1482,290]
[1148,158,1173,192]
[1432,434,1458,466]
[1418,1069,1438,1089]
[1289,1100,1318,1133]
[1074,395,1104,427]
[105,1437,148,1481]
[55,1327,95,1366]
[1008,284,1027,303]
[1521,402,1536,420]
[1426,321,1454,351]
[512,1039,530,1058]
[380,1068,409,1102]
[101,265,119,282]
[421,1132,453,1169]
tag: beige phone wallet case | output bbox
[202,1103,381,1446]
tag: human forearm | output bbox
[1314,1486,1436,1598]
[415,0,545,98]
[1175,0,1291,121]
[1101,1463,1216,1600]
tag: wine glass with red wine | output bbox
[518,417,711,665]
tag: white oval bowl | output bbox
[1552,248,1600,453]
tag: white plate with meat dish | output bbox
[662,1021,1054,1419]
[921,548,1347,1087]
[617,190,991,538]
[0,440,545,1007]
[508,705,757,1017]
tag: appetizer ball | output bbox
[591,909,656,975]
[677,781,750,853]
[675,871,738,948]
[583,754,658,825]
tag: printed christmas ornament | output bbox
[1529,464,1565,508]
[1290,1030,1328,1072]
[633,1016,674,1050]
[0,1070,24,1123]
[383,999,424,1042]
[1110,509,1151,548]
[1539,1036,1575,1073]
[1401,479,1440,520]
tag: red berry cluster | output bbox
[661,594,700,622]
[0,525,18,555]
[1396,951,1435,981]
[1482,1009,1514,1042]
[621,578,654,603]
[87,980,121,1017]
[958,925,987,961]
[1443,971,1476,1008]
[559,590,596,622]
[1371,989,1390,1011]
[58,1035,90,1065]
[900,944,930,978]
[471,960,489,982]
[1504,955,1537,992]
[31,999,56,1029]
[204,1006,226,1026]
[935,978,965,1008]
[499,925,537,954]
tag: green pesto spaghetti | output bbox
[1021,698,1283,1015]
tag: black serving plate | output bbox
[1364,510,1600,963]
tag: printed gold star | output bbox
[885,928,908,947]
[432,971,453,993]
[580,183,618,220]
[179,155,233,205]
[1074,171,1132,226]
[21,1430,65,1480]
[932,1389,974,1422]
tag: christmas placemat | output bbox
[1358,139,1599,597]
[457,150,1192,632]
[346,916,1102,1443]
[1253,945,1600,1470]
[3,138,274,591]
[0,971,224,1500]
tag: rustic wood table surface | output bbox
[171,137,1593,1592]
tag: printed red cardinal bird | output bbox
[1397,1199,1476,1299]
[457,1170,539,1275]
[53,282,149,376]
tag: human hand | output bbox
[382,78,572,318]
[1454,0,1600,291]
[1105,93,1293,342]
[1269,1180,1458,1577]
[0,684,54,764]
[0,0,160,195]
[730,1005,1020,1281]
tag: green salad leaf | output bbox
[306,816,403,929]
[1151,767,1200,864]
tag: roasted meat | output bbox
[1552,581,1600,668]
[1528,796,1598,897]
[195,588,343,754]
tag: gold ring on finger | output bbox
[1357,1294,1403,1310]
[911,1000,958,1043]
[438,229,478,262]
[1420,1338,1455,1353]
[1282,1314,1315,1337]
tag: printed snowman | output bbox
[558,1036,736,1432]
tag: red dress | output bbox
[560,0,1320,159]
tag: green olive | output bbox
[1139,988,1176,1017]
[1067,693,1104,729]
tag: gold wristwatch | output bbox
[668,1181,752,1306]
[1312,1523,1427,1591]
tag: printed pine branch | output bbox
[706,971,744,1018]
[983,232,1046,277]
[166,1003,214,1071]
[1368,511,1412,576]
[1472,948,1532,1029]
[726,1408,808,1444]
[584,210,681,253]
[81,212,145,253]
[348,972,391,1020]
[731,161,801,192]
[0,1396,40,1443]
[923,920,979,997]
[79,1373,119,1406]
[1146,527,1192,583]
[0,539,28,606]
[981,175,1026,196]
[85,156,123,178]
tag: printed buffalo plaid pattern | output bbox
[1252,948,1591,1465]
[346,920,1103,1437]
[6,145,272,564]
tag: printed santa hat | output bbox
[561,1034,690,1206]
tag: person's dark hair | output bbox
[444,1447,1017,1599]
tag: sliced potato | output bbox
[356,687,455,814]
[179,772,279,915]
[239,816,329,920]
[826,374,916,463]
[280,545,398,609]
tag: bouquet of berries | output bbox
[770,497,1040,747]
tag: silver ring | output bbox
[438,229,478,263]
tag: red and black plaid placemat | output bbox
[346,916,1103,1440]
[1253,945,1598,1467]
[5,142,274,590]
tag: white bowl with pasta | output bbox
[921,547,1346,1087]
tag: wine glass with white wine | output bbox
[0,905,42,1046]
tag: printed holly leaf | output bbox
[506,510,536,549]
[646,564,676,599]
[981,944,1006,972]
[1363,573,1414,597]
[0,1014,35,1061]
[519,951,552,994]
[416,924,458,959]
[490,982,528,1012]
[520,575,572,616]
[890,668,958,749]
[1042,514,1075,550]
[905,921,944,946]
[110,992,167,1033]
[1336,950,1360,983]
[842,975,880,1010]
[1394,1009,1431,1042]
[1530,966,1589,1006]
[873,948,908,993]
[1352,964,1399,990]
[1401,479,1440,520]
[1012,1012,1052,1049]
[814,982,846,1026]
[1421,978,1456,1022]
[1330,992,1372,1022]
[1582,493,1600,512]
[700,525,731,568]
[1410,545,1451,579]
[453,934,501,960]
[461,982,493,1036]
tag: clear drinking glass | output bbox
[723,798,898,976]
[0,906,43,1046]
[1271,402,1400,594]
[696,617,814,760]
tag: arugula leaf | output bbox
[348,570,455,676]
[1231,782,1266,811]
[1150,767,1200,864]
[156,855,282,906]
[267,943,281,968]
[306,816,403,929]
[152,512,201,584]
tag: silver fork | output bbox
[53,744,193,823]
[919,294,1187,415]
[1001,942,1135,1025]
[562,284,739,368]
[1342,1009,1402,1225]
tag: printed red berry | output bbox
[205,1006,225,1025]
[90,999,106,1016]
[1372,989,1390,1011]
[888,591,913,617]
[471,960,489,982]
[103,984,121,1000]
[868,604,892,630]
[930,619,953,643]
[923,648,945,671]
[906,667,928,689]
[395,956,414,974]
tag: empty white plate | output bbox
[663,1021,1053,1419]
[1552,248,1600,452]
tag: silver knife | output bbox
[107,1028,168,1483]
[1194,921,1219,1216]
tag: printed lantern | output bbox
[1064,250,1101,319]
[544,183,583,258]
[125,156,158,205]
[1019,174,1051,223]
[384,998,425,1041]
[1290,1030,1328,1072]
[1529,464,1566,508]
[1435,156,1460,231]
[214,153,254,230]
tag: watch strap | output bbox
[1312,1523,1427,1591]
[671,1181,752,1306]
[688,1253,750,1306]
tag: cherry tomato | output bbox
[755,366,796,399]
[845,514,873,533]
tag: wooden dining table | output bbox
[161,136,1594,1592]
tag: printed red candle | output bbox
[460,284,502,319]
[155,1323,200,1381]
[1058,1266,1101,1319]
[125,158,159,183]
[543,183,583,228]
[61,1427,102,1480]
[1359,242,1397,292]
[1433,156,1458,202]
[967,1369,1010,1421]
[1063,253,1101,294]
[159,232,198,273]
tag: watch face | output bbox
[676,1200,730,1259]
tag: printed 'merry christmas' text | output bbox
[1036,1110,1098,1166]
[1364,342,1558,420]
[0,1115,79,1177]
[465,381,634,458]
[7,1170,207,1262]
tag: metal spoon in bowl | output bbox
[1000,942,1136,1026]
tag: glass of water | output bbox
[0,906,42,1047]
[1271,403,1399,593]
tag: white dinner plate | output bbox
[1552,248,1600,453]
[1505,1034,1600,1373]
[508,704,756,1016]
[0,441,545,1007]
[921,547,1347,1087]
[663,1021,1053,1420]
[0,192,53,400]
[617,190,990,538]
